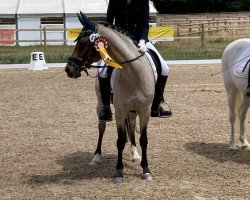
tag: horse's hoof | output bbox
[89,161,100,166]
[90,154,101,165]
[229,147,238,151]
[229,144,238,150]
[112,177,124,184]
[141,173,153,181]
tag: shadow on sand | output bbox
[184,142,250,165]
[27,151,117,185]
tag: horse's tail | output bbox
[124,112,137,143]
[124,118,129,143]
[234,91,248,133]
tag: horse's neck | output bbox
[98,25,140,67]
[97,25,154,97]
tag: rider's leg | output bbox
[98,64,113,121]
[151,75,172,117]
[146,42,172,118]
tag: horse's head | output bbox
[65,12,101,78]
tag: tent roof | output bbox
[0,0,19,16]
[0,0,157,16]
[64,0,108,15]
[17,0,64,15]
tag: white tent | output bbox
[64,0,109,17]
[17,0,64,17]
[0,0,18,17]
[0,0,158,46]
[0,0,157,16]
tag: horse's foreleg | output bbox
[226,88,238,150]
[91,82,106,165]
[229,109,237,150]
[90,121,106,165]
[113,126,126,184]
[140,125,152,181]
[239,97,250,149]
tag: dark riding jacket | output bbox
[106,0,150,42]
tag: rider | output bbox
[98,0,172,121]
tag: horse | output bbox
[221,38,250,150]
[65,12,156,183]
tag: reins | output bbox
[67,22,146,78]
[87,52,145,68]
[69,44,146,78]
[210,54,250,77]
[81,52,145,78]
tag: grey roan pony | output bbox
[221,38,250,150]
[65,12,155,183]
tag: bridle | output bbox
[67,30,98,75]
[67,29,146,76]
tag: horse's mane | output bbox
[97,22,140,62]
[99,22,138,44]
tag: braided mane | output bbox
[100,22,136,43]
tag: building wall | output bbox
[65,16,81,45]
[41,24,64,46]
[18,17,41,46]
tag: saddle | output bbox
[110,49,160,93]
[234,47,250,79]
[147,49,161,80]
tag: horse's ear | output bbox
[77,13,85,27]
[77,11,96,32]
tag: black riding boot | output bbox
[246,68,250,97]
[151,75,172,118]
[98,76,113,121]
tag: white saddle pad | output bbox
[234,47,250,79]
[110,52,158,91]
[145,52,158,82]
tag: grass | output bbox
[0,45,74,64]
[155,38,235,60]
[0,38,236,64]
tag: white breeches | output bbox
[145,42,169,76]
[98,60,109,78]
[98,42,169,78]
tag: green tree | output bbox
[225,0,250,11]
[153,0,250,13]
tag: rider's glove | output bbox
[138,39,148,53]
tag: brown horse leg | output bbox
[113,127,126,184]
[140,126,153,181]
[90,121,106,165]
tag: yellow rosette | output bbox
[94,37,123,69]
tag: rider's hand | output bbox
[138,39,148,53]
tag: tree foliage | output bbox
[153,0,250,14]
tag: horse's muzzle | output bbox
[65,64,81,79]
